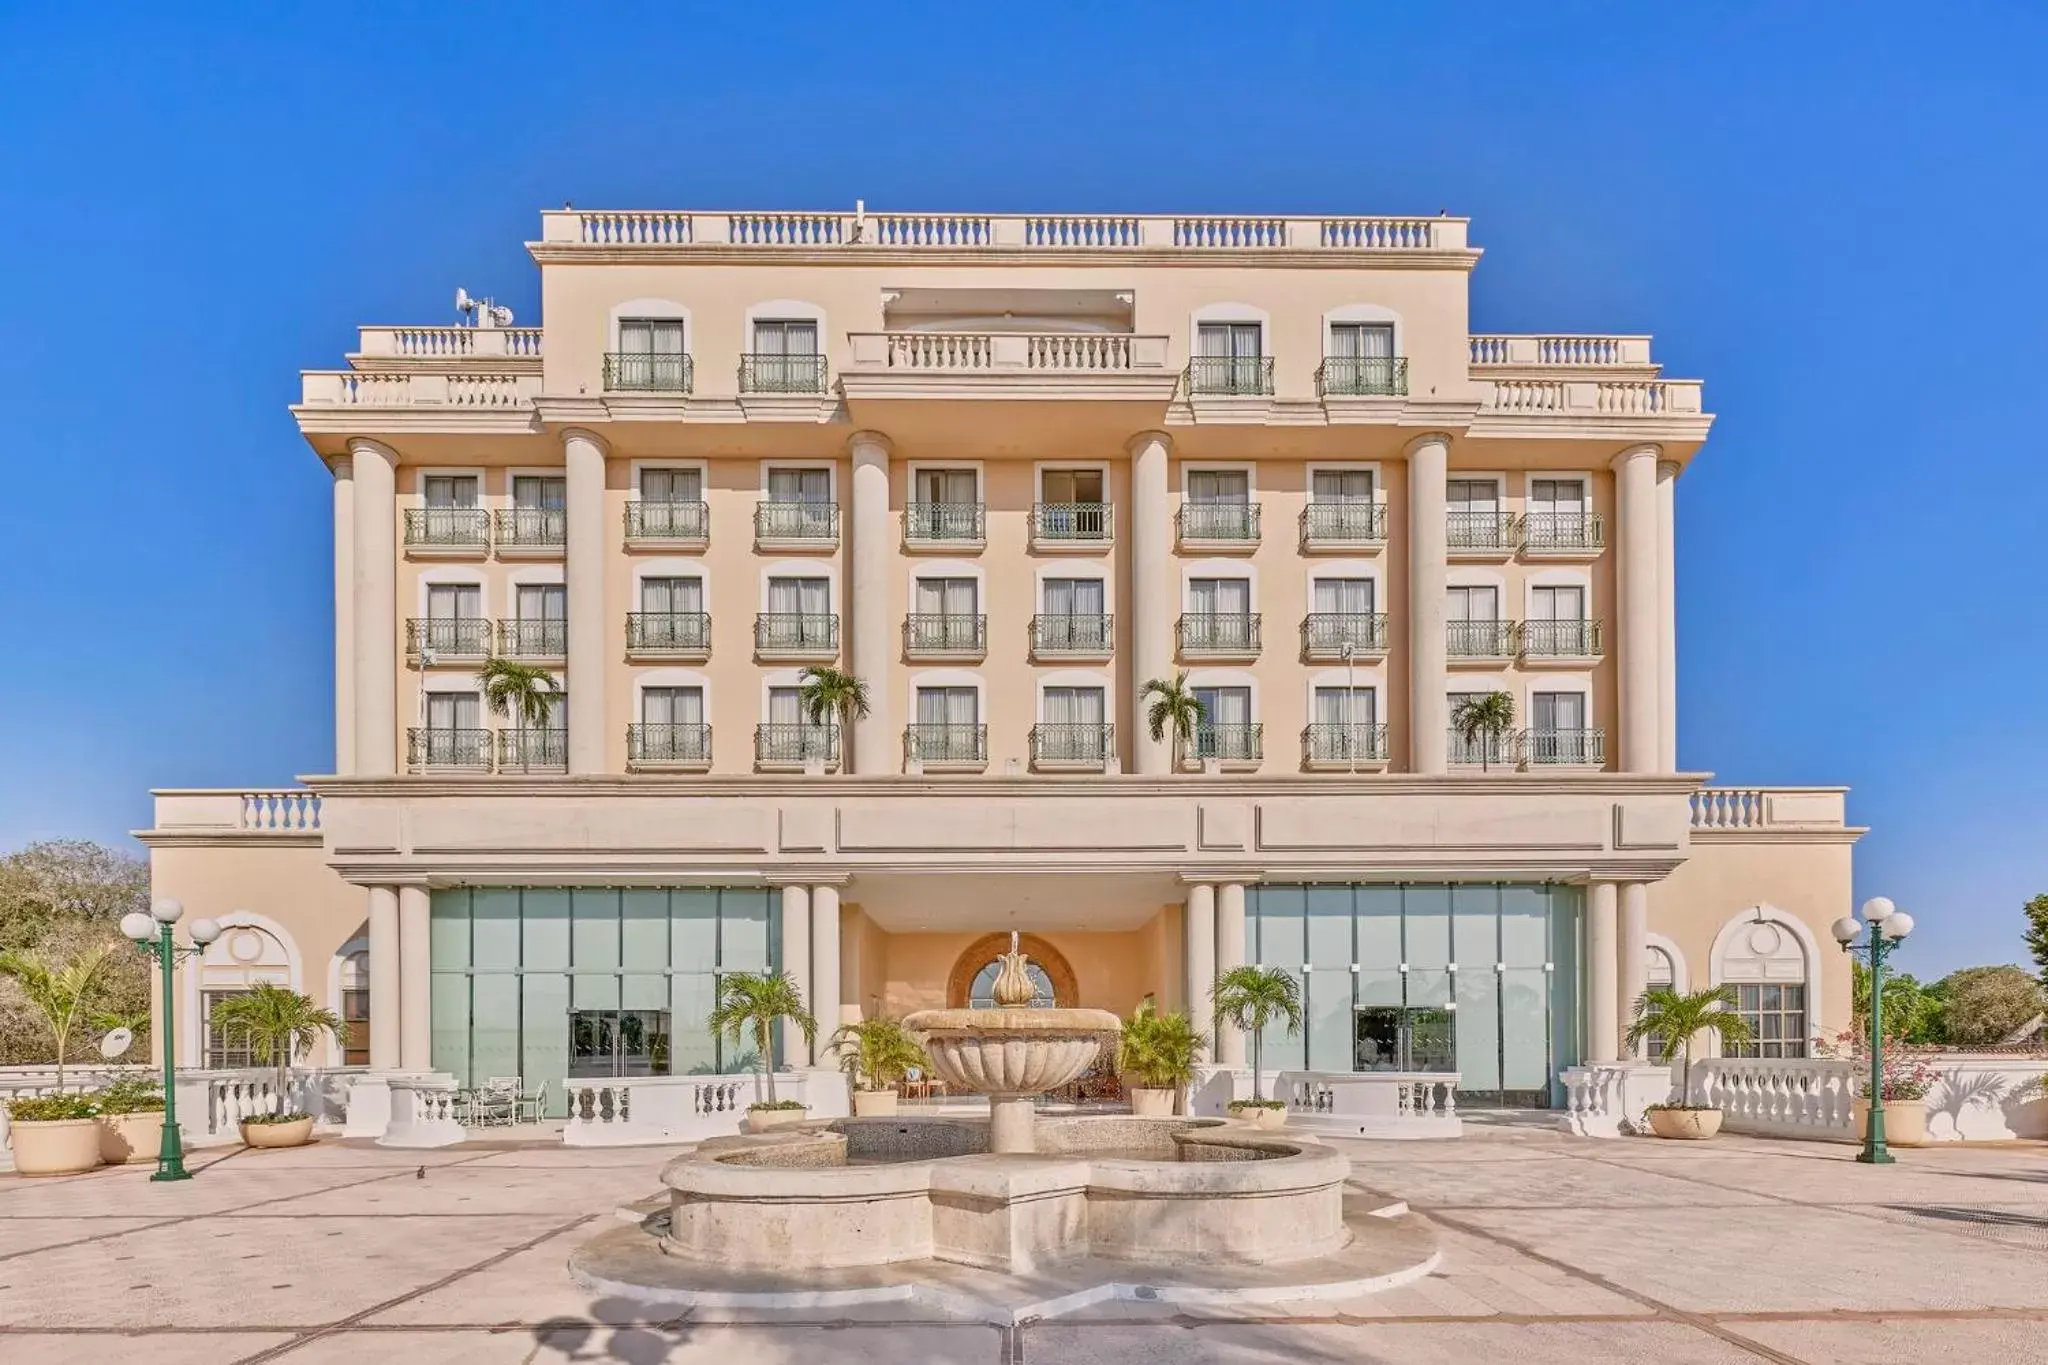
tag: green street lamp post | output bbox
[1829,896,1915,1166]
[119,899,222,1182]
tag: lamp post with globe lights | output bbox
[1829,897,1915,1166]
[119,899,221,1182]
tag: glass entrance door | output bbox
[1353,1007,1455,1072]
[568,1009,672,1077]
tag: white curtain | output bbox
[1530,586,1583,622]
[641,468,702,503]
[916,687,977,727]
[768,468,830,502]
[642,687,704,727]
[642,577,703,615]
[767,577,829,614]
[1529,479,1584,515]
[1194,686,1249,727]
[1311,469,1373,502]
[768,687,803,726]
[1043,687,1104,726]
[1313,578,1373,614]
[1042,578,1104,615]
[1533,692,1584,731]
[1189,578,1250,615]
[427,692,480,730]
[1187,470,1249,503]
[915,577,975,615]
[427,584,481,620]
[1446,586,1498,621]
[1446,479,1498,513]
[423,476,477,509]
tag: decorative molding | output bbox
[946,932,1079,1009]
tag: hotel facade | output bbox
[141,206,1860,1112]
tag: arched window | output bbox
[1713,911,1813,1058]
[1640,946,1678,1058]
[197,922,296,1068]
[340,951,371,1066]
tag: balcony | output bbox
[754,501,840,551]
[904,502,986,550]
[405,618,490,665]
[494,508,566,555]
[754,613,840,661]
[1176,502,1261,550]
[403,508,490,556]
[1524,728,1606,768]
[1186,356,1275,397]
[624,501,710,548]
[1447,729,1518,770]
[905,723,988,772]
[1448,620,1518,664]
[754,723,840,772]
[355,325,544,363]
[1315,356,1408,397]
[1031,723,1115,771]
[497,618,567,660]
[840,332,1176,406]
[1187,724,1263,771]
[1300,501,1387,551]
[625,612,712,662]
[603,352,693,393]
[1177,613,1262,661]
[1447,511,1518,559]
[1300,613,1389,661]
[738,353,830,394]
[1302,723,1391,770]
[627,723,712,772]
[407,728,492,773]
[903,614,987,661]
[1520,512,1606,558]
[497,728,568,773]
[1520,619,1605,664]
[1029,614,1114,660]
[1030,502,1112,550]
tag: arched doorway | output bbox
[945,933,1079,1009]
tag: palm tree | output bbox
[207,984,349,1117]
[0,944,115,1089]
[827,1016,928,1093]
[1141,672,1207,770]
[1116,1000,1209,1092]
[1450,689,1516,771]
[1210,965,1303,1102]
[477,657,560,772]
[796,666,870,765]
[1624,985,1757,1105]
[708,971,818,1104]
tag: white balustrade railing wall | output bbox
[1690,787,1848,831]
[299,371,543,407]
[1692,1055,2048,1143]
[1469,335,1653,367]
[561,1071,845,1146]
[239,789,322,831]
[356,326,543,359]
[1481,377,1705,417]
[1278,1070,1462,1138]
[0,1066,301,1170]
[1559,1062,1678,1138]
[543,210,1468,251]
[854,332,1169,373]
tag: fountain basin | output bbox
[901,1005,1121,1153]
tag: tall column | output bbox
[1587,881,1620,1062]
[332,454,355,775]
[398,885,432,1068]
[779,886,813,1068]
[810,885,843,1043]
[367,886,400,1069]
[1405,433,1450,774]
[349,439,397,775]
[1185,884,1216,1051]
[1656,460,1679,772]
[848,432,893,774]
[1619,882,1649,1055]
[563,427,609,775]
[1215,882,1248,1065]
[1614,444,1661,773]
[1127,431,1173,774]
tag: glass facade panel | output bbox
[1501,968,1551,1092]
[1307,969,1353,1071]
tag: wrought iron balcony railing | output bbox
[494,508,566,549]
[1177,502,1261,543]
[903,614,987,656]
[1300,501,1388,546]
[1303,723,1390,766]
[1301,613,1389,658]
[604,351,694,393]
[1521,511,1606,552]
[403,508,490,550]
[1030,613,1114,656]
[1186,355,1275,396]
[1030,502,1112,544]
[625,612,712,655]
[738,353,830,394]
[754,613,840,656]
[1447,619,1518,658]
[497,618,567,658]
[1447,510,1519,552]
[1447,728,1518,768]
[496,728,568,772]
[627,723,712,767]
[405,617,491,661]
[407,727,493,772]
[1031,723,1115,766]
[1523,728,1606,767]
[1178,613,1262,655]
[624,500,710,543]
[905,502,986,544]
[1192,723,1263,763]
[905,723,988,766]
[1520,619,1604,659]
[1315,355,1409,397]
[754,723,839,769]
[754,501,840,544]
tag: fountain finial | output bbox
[990,932,1036,1008]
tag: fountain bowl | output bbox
[902,1005,1120,1152]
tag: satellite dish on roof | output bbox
[455,286,476,316]
[99,1027,134,1061]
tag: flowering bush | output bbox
[1816,1028,1937,1102]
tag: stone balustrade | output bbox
[151,789,322,834]
[1690,787,1848,831]
[1468,335,1653,367]
[1558,1062,1676,1137]
[561,1071,847,1146]
[298,371,542,407]
[847,331,1171,372]
[1481,377,1704,417]
[1277,1070,1462,1138]
[355,326,543,360]
[1690,1055,2048,1142]
[377,1076,467,1148]
[0,1066,307,1171]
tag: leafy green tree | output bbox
[2025,894,2048,994]
[1210,966,1302,1102]
[1930,966,2044,1047]
[477,657,561,771]
[795,666,871,739]
[0,840,150,952]
[1851,960,1945,1044]
[1450,690,1516,771]
[1625,985,1757,1104]
[0,943,118,1089]
[1141,672,1206,769]
[1117,1000,1209,1091]
[828,1016,927,1093]
[708,971,817,1104]
[207,984,349,1118]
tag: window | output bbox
[911,578,981,651]
[1529,478,1585,515]
[1447,478,1505,549]
[1041,469,1104,504]
[1354,1006,1454,1072]
[1328,322,1394,361]
[1198,322,1263,359]
[1041,686,1106,727]
[1042,577,1105,618]
[751,319,818,355]
[204,990,256,1069]
[640,468,702,504]
[1446,586,1501,655]
[1527,692,1590,765]
[426,691,482,732]
[508,583,567,656]
[767,686,806,727]
[915,686,980,727]
[913,577,978,617]
[913,468,977,504]
[1187,470,1250,504]
[619,318,685,356]
[642,686,704,727]
[766,576,831,616]
[1194,322,1266,392]
[763,576,834,650]
[1530,585,1585,622]
[1530,691,1585,732]
[913,687,983,763]
[613,319,688,391]
[640,577,703,615]
[513,476,566,510]
[1326,323,1398,394]
[1189,577,1252,615]
[1311,469,1375,502]
[340,953,370,1067]
[423,475,479,508]
[1731,984,1808,1059]
[766,467,831,503]
[516,583,565,621]
[426,584,482,620]
[1447,690,1510,766]
[1192,685,1252,758]
[748,320,821,391]
[569,1009,673,1078]
[1313,686,1377,728]
[1313,578,1375,615]
[1640,947,1677,1059]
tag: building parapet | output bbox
[145,789,323,839]
[1689,786,1852,833]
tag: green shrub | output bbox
[93,1075,165,1115]
[748,1099,806,1112]
[241,1111,311,1125]
[1226,1098,1285,1112]
[6,1093,98,1121]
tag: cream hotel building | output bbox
[143,204,1860,1111]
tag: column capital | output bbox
[345,436,397,467]
[1656,458,1681,480]
[1401,431,1455,459]
[328,453,354,479]
[1124,429,1173,456]
[847,429,893,457]
[1610,442,1662,472]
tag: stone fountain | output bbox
[902,932,1121,1153]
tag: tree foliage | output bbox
[207,984,348,1117]
[1851,960,1945,1044]
[0,842,151,1067]
[1930,965,2044,1047]
[1625,985,1756,1104]
[1210,965,1302,1102]
[2025,893,2048,995]
[708,971,816,1104]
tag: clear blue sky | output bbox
[1,4,2041,980]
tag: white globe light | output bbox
[1882,912,1914,940]
[189,917,223,946]
[1830,916,1862,945]
[119,912,155,943]
[1861,896,1895,923]
[150,897,184,925]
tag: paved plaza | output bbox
[0,1122,2043,1363]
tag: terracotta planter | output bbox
[1129,1088,1176,1118]
[746,1108,809,1133]
[8,1118,104,1176]
[852,1090,898,1118]
[240,1116,314,1149]
[1647,1107,1723,1140]
[97,1112,165,1165]
[1853,1099,1928,1148]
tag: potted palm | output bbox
[478,657,561,772]
[92,1074,166,1165]
[709,971,818,1131]
[1117,1001,1208,1117]
[1211,965,1303,1128]
[1450,690,1516,772]
[1141,671,1207,772]
[1625,985,1757,1139]
[0,943,115,1175]
[208,984,349,1149]
[796,666,869,773]
[829,1016,927,1117]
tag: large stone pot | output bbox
[97,1112,165,1165]
[1129,1088,1175,1117]
[1647,1107,1723,1140]
[746,1107,809,1134]
[9,1119,104,1176]
[1854,1099,1928,1148]
[240,1116,315,1149]
[852,1089,898,1118]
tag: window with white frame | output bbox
[1730,984,1808,1059]
[640,576,702,616]
[763,576,834,649]
[912,686,983,763]
[637,686,707,762]
[1311,468,1374,502]
[1193,322,1266,393]
[1310,685,1380,762]
[1191,685,1254,759]
[1041,468,1105,504]
[426,583,482,624]
[1447,477,1505,549]
[1039,577,1108,652]
[640,467,702,503]
[1526,477,1590,549]
[619,317,685,355]
[1718,916,1811,1058]
[1446,584,1503,657]
[766,467,831,503]
[748,319,821,391]
[1187,470,1250,504]
[1527,583,1590,657]
[512,475,566,510]
[423,475,479,508]
[508,583,566,656]
[636,576,705,652]
[1187,577,1254,651]
[911,577,981,652]
[1527,691,1592,766]
[1037,686,1108,762]
[1312,577,1375,614]
[1324,322,1397,394]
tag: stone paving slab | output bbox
[0,1333,294,1364]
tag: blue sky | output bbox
[1,3,2041,979]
